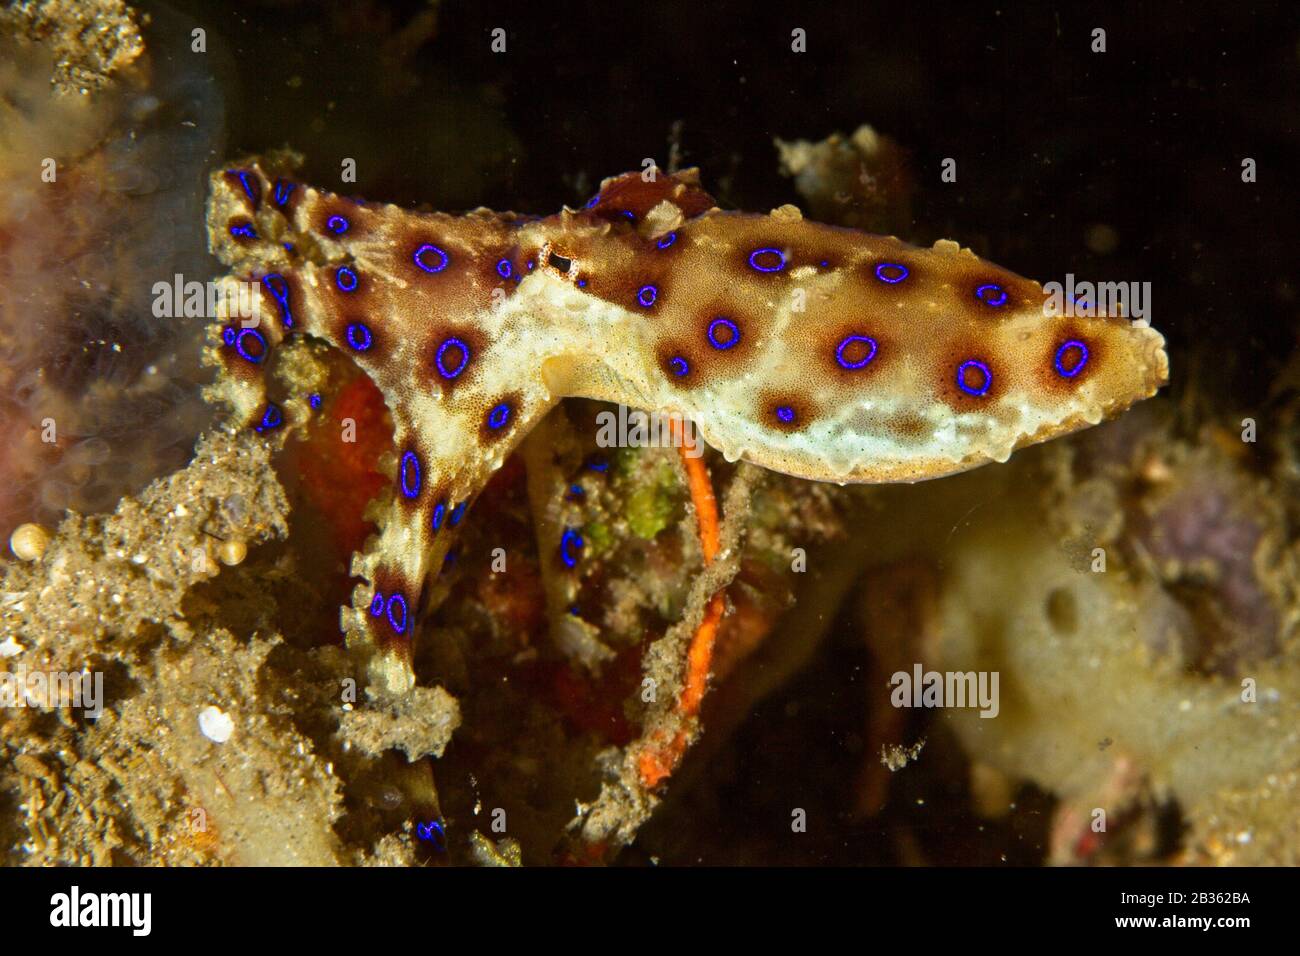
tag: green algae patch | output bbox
[583,520,613,555]
[621,457,681,540]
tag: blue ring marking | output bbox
[707,317,740,350]
[229,221,257,240]
[576,278,588,288]
[620,210,636,223]
[835,334,878,370]
[273,180,295,208]
[386,593,409,635]
[434,337,470,379]
[261,274,293,328]
[956,359,993,397]
[414,243,450,273]
[656,231,678,249]
[309,393,322,410]
[399,450,422,499]
[449,501,467,527]
[748,247,786,273]
[775,405,796,424]
[496,258,513,279]
[587,456,609,473]
[254,403,283,433]
[874,262,909,284]
[345,322,373,352]
[569,484,585,498]
[222,327,236,346]
[326,215,349,235]
[369,592,384,616]
[335,266,359,292]
[487,403,511,430]
[432,501,447,531]
[669,355,690,377]
[559,528,584,568]
[235,328,267,364]
[416,819,446,849]
[637,284,658,307]
[584,194,600,209]
[233,170,259,207]
[975,283,1008,307]
[1054,339,1090,378]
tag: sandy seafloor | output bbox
[1,0,1299,865]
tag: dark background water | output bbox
[178,0,1300,416]
[166,0,1299,863]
